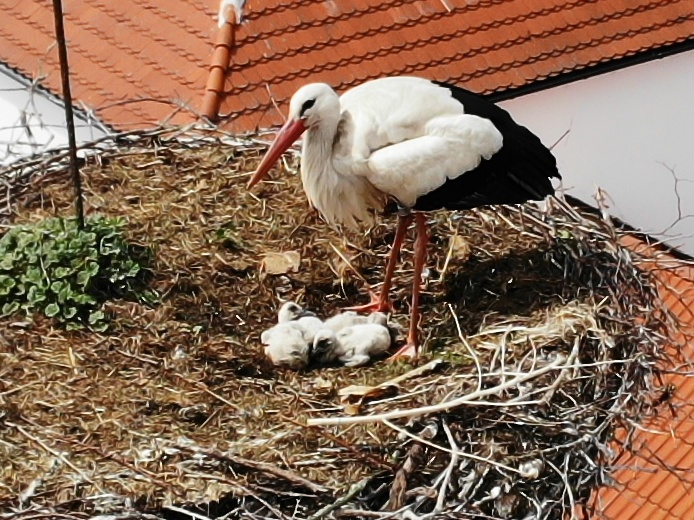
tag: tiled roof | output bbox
[0,1,692,132]
[0,0,215,130]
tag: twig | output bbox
[383,419,525,476]
[307,354,567,426]
[73,442,181,497]
[185,378,245,413]
[51,0,84,228]
[540,336,581,404]
[329,243,370,285]
[265,83,286,122]
[383,442,425,511]
[306,476,372,520]
[163,505,214,520]
[448,303,482,392]
[177,445,328,494]
[434,419,458,513]
[546,458,577,520]
[377,359,444,387]
[282,415,394,471]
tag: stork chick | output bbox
[277,301,324,344]
[261,322,310,370]
[323,310,388,332]
[312,323,392,367]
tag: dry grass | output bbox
[0,127,673,519]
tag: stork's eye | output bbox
[315,338,330,351]
[300,99,316,116]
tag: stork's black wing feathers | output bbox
[414,81,560,212]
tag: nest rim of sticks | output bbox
[0,126,678,520]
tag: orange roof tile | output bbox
[0,1,692,132]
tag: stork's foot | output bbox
[388,341,418,361]
[344,291,392,313]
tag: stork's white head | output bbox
[311,328,338,364]
[277,301,316,323]
[248,83,340,189]
[287,83,340,130]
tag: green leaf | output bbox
[27,285,46,305]
[139,289,159,305]
[62,306,78,319]
[0,215,151,329]
[1,301,19,315]
[88,309,105,325]
[86,261,99,276]
[0,275,15,296]
[58,286,71,304]
[72,293,95,305]
[44,303,60,317]
[54,266,72,278]
[76,270,91,287]
[25,268,43,284]
[0,255,14,270]
[51,280,66,293]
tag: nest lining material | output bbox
[0,127,672,519]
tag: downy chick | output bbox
[323,310,388,332]
[312,323,392,367]
[277,301,324,344]
[261,322,310,370]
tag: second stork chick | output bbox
[261,322,310,370]
[312,323,392,367]
[277,301,324,344]
[323,310,388,332]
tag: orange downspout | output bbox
[201,4,237,122]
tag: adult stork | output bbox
[248,76,560,358]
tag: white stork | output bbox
[248,76,560,358]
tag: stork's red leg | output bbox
[390,213,427,359]
[345,213,413,313]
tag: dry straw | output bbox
[0,126,679,519]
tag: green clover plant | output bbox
[0,215,154,330]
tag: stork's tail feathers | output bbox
[414,82,560,212]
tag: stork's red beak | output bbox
[247,118,307,188]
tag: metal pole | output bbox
[51,0,84,229]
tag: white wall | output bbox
[501,50,694,256]
[0,64,107,165]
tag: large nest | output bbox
[0,128,673,519]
